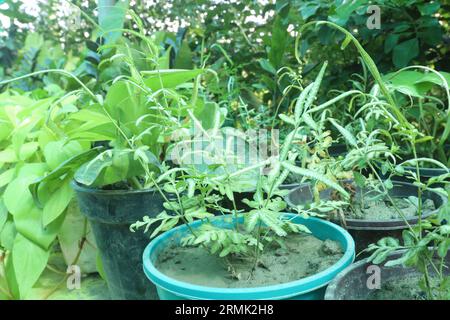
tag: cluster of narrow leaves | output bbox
[365,199,450,300]
[132,61,354,268]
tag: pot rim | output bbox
[70,180,159,195]
[142,213,355,299]
[285,181,447,229]
[324,249,406,300]
[324,248,449,300]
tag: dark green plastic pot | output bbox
[391,166,449,184]
[325,250,450,300]
[286,181,447,256]
[72,181,165,300]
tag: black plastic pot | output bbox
[286,181,447,256]
[328,144,347,157]
[325,250,450,300]
[391,166,449,184]
[72,181,165,300]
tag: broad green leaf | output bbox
[299,3,320,19]
[417,2,440,15]
[29,147,104,204]
[393,38,419,68]
[353,171,366,188]
[268,15,288,69]
[5,174,63,249]
[104,80,147,123]
[0,168,15,189]
[4,176,39,217]
[330,0,367,25]
[58,202,97,273]
[384,70,433,97]
[384,34,399,54]
[259,59,276,75]
[18,142,39,161]
[174,41,194,69]
[157,46,171,69]
[142,69,204,91]
[11,234,50,299]
[42,179,73,227]
[0,149,17,163]
[97,0,128,44]
[0,199,7,233]
[75,153,113,186]
[44,140,85,170]
[0,221,16,250]
[415,71,450,87]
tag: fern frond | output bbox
[281,162,350,199]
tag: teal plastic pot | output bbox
[142,214,355,300]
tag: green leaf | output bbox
[58,202,97,274]
[299,3,320,19]
[0,168,15,189]
[96,253,107,281]
[75,153,113,186]
[438,240,450,258]
[330,0,367,25]
[0,149,17,163]
[5,174,63,249]
[4,176,40,217]
[11,234,50,299]
[193,102,224,131]
[142,69,204,91]
[268,15,288,69]
[104,80,146,123]
[384,254,407,267]
[353,172,366,188]
[384,34,399,54]
[97,0,129,44]
[18,142,39,161]
[279,114,295,126]
[29,147,104,203]
[294,83,313,123]
[42,179,73,227]
[384,70,433,97]
[393,38,419,68]
[329,118,357,147]
[44,140,85,171]
[174,41,194,69]
[259,59,276,75]
[417,2,440,15]
[0,199,7,234]
[281,162,349,199]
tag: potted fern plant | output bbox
[286,21,448,255]
[325,170,450,300]
[132,63,355,300]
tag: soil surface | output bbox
[155,233,343,288]
[347,197,435,220]
[368,274,439,300]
